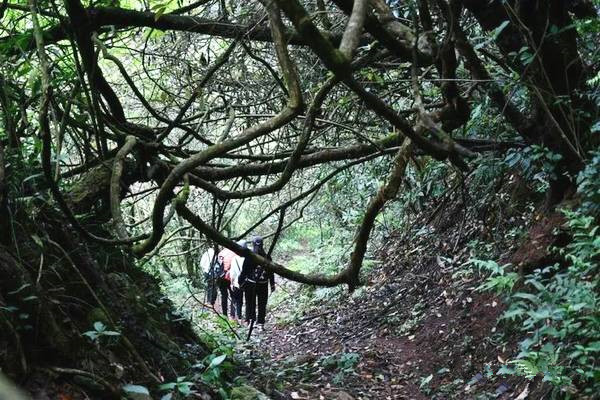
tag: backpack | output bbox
[254,264,268,282]
[211,259,225,279]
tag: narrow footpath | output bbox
[236,225,531,399]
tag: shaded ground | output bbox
[239,196,542,399]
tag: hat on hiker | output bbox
[252,236,263,246]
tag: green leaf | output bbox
[31,234,44,248]
[493,20,511,39]
[540,343,555,353]
[419,374,433,388]
[177,383,193,395]
[528,309,552,320]
[510,359,539,379]
[497,365,515,375]
[122,384,150,395]
[159,383,177,391]
[209,354,227,368]
[154,7,166,21]
[93,321,106,332]
[570,303,588,312]
[513,292,541,303]
[502,308,526,320]
[586,341,600,352]
[82,331,99,340]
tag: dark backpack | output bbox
[254,265,268,282]
[211,259,225,279]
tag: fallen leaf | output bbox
[515,384,529,400]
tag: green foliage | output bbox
[122,383,150,398]
[337,352,360,371]
[469,153,506,191]
[192,346,235,395]
[504,145,563,192]
[151,0,177,20]
[576,150,600,216]
[588,70,600,87]
[477,211,599,396]
[152,346,235,400]
[82,321,120,342]
[419,373,433,394]
[320,352,360,384]
[275,217,350,277]
[159,376,195,397]
[463,259,519,295]
[561,210,600,272]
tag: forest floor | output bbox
[237,203,541,399]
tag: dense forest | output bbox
[0,0,599,399]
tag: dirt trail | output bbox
[259,302,432,399]
[240,213,534,399]
[243,263,531,399]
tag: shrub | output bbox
[478,211,599,397]
[576,150,600,216]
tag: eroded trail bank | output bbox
[0,207,210,399]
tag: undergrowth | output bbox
[473,210,599,398]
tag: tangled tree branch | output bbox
[0,0,593,290]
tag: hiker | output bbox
[239,236,275,330]
[216,246,237,316]
[228,240,247,322]
[199,247,218,305]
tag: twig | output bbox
[184,283,241,340]
[49,367,120,399]
[298,310,333,322]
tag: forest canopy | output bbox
[1,0,598,287]
[1,0,600,398]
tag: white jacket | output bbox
[229,255,245,288]
[200,248,216,274]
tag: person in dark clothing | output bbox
[239,236,275,330]
[207,254,229,316]
[206,272,217,306]
[229,283,243,321]
[216,270,229,316]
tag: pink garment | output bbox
[218,248,237,273]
